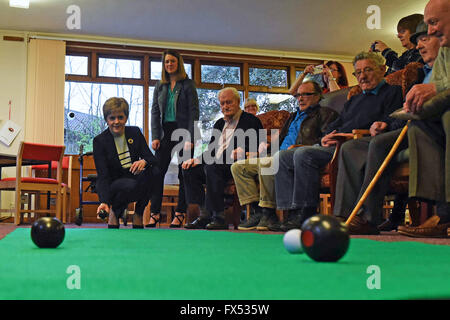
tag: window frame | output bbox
[65,41,324,143]
[96,53,144,81]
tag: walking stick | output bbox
[345,120,410,225]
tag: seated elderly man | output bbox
[182,87,263,230]
[274,51,404,231]
[397,0,450,238]
[231,81,338,231]
[333,21,442,234]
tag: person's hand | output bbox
[321,130,337,147]
[129,159,147,175]
[403,83,437,114]
[181,158,200,170]
[322,66,332,82]
[258,141,269,155]
[370,40,388,52]
[97,203,110,215]
[183,141,194,151]
[303,65,315,75]
[152,139,160,150]
[370,121,388,136]
[321,131,353,147]
[231,147,245,160]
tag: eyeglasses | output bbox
[352,67,375,78]
[293,92,317,98]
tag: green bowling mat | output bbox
[0,228,449,300]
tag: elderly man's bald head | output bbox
[425,0,450,47]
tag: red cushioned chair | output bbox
[0,141,65,225]
[31,156,72,223]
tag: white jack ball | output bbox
[283,229,303,254]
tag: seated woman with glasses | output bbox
[93,97,158,229]
[289,60,349,96]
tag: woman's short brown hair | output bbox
[102,97,129,121]
[397,13,424,34]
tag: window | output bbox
[201,64,240,84]
[248,92,297,114]
[98,57,141,79]
[65,55,88,76]
[65,42,323,155]
[249,67,287,87]
[64,81,143,154]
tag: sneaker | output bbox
[238,212,262,230]
[256,209,278,231]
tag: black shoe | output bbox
[184,217,211,229]
[206,216,228,230]
[256,208,278,231]
[170,214,186,228]
[145,213,161,228]
[280,207,316,231]
[267,221,282,231]
[238,212,262,230]
[377,219,399,231]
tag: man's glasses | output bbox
[352,67,375,78]
[293,92,317,98]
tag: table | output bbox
[0,153,50,178]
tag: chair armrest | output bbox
[352,129,371,139]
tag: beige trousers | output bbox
[230,157,276,208]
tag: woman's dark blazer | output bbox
[93,126,158,205]
[151,77,199,143]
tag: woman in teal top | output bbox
[149,50,199,228]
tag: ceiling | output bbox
[0,0,429,59]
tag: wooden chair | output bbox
[31,156,73,223]
[0,142,65,225]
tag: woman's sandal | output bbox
[145,213,161,228]
[169,213,185,228]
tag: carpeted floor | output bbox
[1,226,450,300]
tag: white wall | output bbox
[0,31,28,215]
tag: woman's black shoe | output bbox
[145,213,161,228]
[170,214,185,228]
